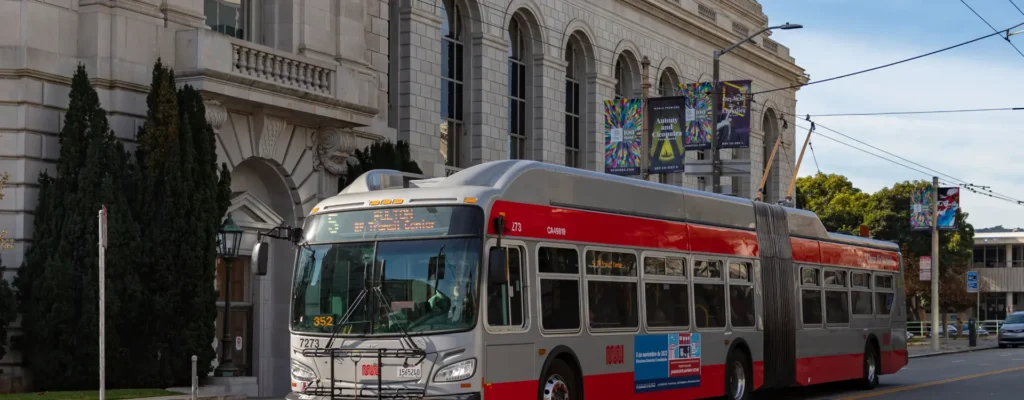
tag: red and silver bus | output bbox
[267,160,908,400]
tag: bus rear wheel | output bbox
[859,342,880,390]
[725,350,752,400]
[540,359,577,400]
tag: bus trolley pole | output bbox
[640,56,651,181]
[930,176,941,352]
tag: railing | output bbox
[906,320,1006,338]
[230,41,333,95]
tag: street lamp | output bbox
[215,215,243,377]
[710,22,802,194]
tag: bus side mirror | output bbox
[488,248,508,284]
[429,255,446,280]
[253,241,269,276]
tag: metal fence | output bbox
[907,320,1006,338]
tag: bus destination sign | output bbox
[349,208,438,234]
[633,333,702,393]
[311,205,483,241]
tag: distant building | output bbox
[973,231,1024,320]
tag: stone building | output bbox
[0,0,803,396]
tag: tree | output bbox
[0,174,12,362]
[0,172,11,250]
[129,60,229,387]
[795,172,871,234]
[14,65,142,390]
[339,140,423,191]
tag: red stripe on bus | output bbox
[488,200,757,257]
[483,352,905,399]
[487,200,900,271]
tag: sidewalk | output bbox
[126,386,247,400]
[908,336,999,358]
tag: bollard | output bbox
[191,355,198,400]
[968,319,977,347]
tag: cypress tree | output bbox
[131,60,229,386]
[340,140,423,190]
[14,65,141,390]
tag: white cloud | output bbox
[786,32,1024,229]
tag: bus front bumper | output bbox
[286,392,480,400]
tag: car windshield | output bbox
[290,237,481,335]
[1006,314,1024,324]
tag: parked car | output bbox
[998,311,1024,348]
[959,323,989,336]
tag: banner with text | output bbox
[677,80,752,150]
[937,186,960,231]
[919,256,931,281]
[647,96,687,174]
[604,98,643,176]
[634,333,702,393]
[910,185,934,231]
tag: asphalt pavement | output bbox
[756,347,1024,399]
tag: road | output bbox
[755,347,1024,399]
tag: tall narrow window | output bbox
[507,18,528,160]
[658,73,674,96]
[441,1,466,169]
[564,41,581,168]
[205,0,252,40]
[614,59,625,100]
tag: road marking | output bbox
[835,365,1024,400]
[952,360,964,363]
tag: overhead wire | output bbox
[751,20,1024,96]
[1012,0,1024,16]
[958,0,1024,59]
[803,107,1024,117]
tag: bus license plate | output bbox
[397,365,422,379]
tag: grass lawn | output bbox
[0,389,178,400]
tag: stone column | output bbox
[469,32,510,165]
[531,54,568,164]
[586,72,616,172]
[396,0,443,176]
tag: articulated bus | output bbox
[267,160,908,400]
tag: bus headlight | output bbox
[291,359,316,382]
[434,358,476,382]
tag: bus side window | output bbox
[487,246,525,327]
[801,266,823,326]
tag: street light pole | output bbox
[710,23,802,194]
[215,216,243,377]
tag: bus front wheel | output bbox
[859,342,880,390]
[725,350,752,400]
[539,359,577,400]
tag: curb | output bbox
[909,345,999,359]
[127,395,246,400]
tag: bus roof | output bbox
[318,160,899,252]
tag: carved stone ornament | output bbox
[258,115,287,159]
[204,100,228,130]
[313,127,359,175]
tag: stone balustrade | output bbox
[229,39,333,95]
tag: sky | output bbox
[759,0,1024,230]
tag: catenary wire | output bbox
[751,20,1024,96]
[958,0,1024,59]
[1012,0,1024,17]
[802,107,1024,117]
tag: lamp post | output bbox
[710,22,802,194]
[215,215,243,377]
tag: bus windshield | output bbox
[290,206,483,335]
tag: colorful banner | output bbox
[647,96,686,174]
[937,186,960,230]
[604,98,643,175]
[909,185,934,231]
[677,80,752,150]
[634,333,702,393]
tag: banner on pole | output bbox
[646,96,686,174]
[967,270,978,293]
[920,256,931,281]
[677,80,752,150]
[910,185,934,231]
[937,187,960,231]
[604,98,643,176]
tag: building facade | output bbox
[974,231,1024,321]
[0,0,803,396]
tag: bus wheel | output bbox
[540,359,577,400]
[725,350,752,400]
[859,342,880,389]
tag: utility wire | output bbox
[804,106,1024,117]
[753,20,1024,96]
[1012,0,1024,17]
[958,0,1024,59]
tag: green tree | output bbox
[339,140,423,190]
[14,65,142,390]
[0,255,14,363]
[129,60,229,387]
[795,172,871,234]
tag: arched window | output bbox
[658,69,678,97]
[614,52,639,100]
[440,1,466,168]
[564,41,583,168]
[614,59,625,99]
[507,17,529,159]
[761,110,780,202]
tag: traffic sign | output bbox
[235,336,243,351]
[919,256,931,281]
[967,271,978,293]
